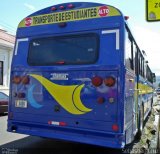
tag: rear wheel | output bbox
[136,104,144,139]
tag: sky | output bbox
[0,0,160,75]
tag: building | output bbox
[0,29,15,95]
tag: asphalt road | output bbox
[0,115,27,146]
[0,115,127,154]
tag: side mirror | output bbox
[146,0,160,21]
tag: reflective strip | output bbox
[14,38,29,55]
[102,29,120,50]
[48,121,67,126]
[51,121,59,125]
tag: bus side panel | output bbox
[124,71,136,144]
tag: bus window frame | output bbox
[125,27,135,71]
[27,33,100,66]
[146,65,153,83]
[125,24,148,78]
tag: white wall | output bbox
[0,46,13,95]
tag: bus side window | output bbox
[142,57,145,77]
[132,42,137,73]
[136,49,141,76]
[146,65,152,83]
[146,66,149,82]
[134,45,138,75]
[125,33,134,71]
[138,53,145,77]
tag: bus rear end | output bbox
[8,2,125,148]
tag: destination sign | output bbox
[18,5,121,27]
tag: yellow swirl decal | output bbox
[29,74,92,115]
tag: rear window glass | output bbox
[28,33,98,65]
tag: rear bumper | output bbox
[8,120,125,149]
[0,105,8,113]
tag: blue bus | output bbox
[8,2,155,149]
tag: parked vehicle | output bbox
[0,92,9,114]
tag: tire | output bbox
[136,104,144,139]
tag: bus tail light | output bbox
[59,5,65,10]
[21,76,30,84]
[112,124,119,131]
[91,76,103,87]
[48,121,52,125]
[51,6,57,11]
[68,4,74,9]
[59,122,67,126]
[97,97,105,104]
[12,76,21,84]
[104,77,116,87]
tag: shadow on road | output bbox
[0,136,127,154]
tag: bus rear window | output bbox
[28,34,98,65]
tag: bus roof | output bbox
[17,2,123,38]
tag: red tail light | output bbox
[59,122,67,126]
[48,121,52,125]
[59,5,65,10]
[51,6,57,11]
[68,4,74,9]
[97,97,105,104]
[21,76,30,84]
[12,76,21,84]
[112,124,119,131]
[104,77,116,87]
[91,76,103,87]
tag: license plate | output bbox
[15,100,27,108]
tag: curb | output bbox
[147,115,159,154]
